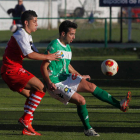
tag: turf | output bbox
[0,87,139,140]
[1,20,140,139]
[0,28,140,139]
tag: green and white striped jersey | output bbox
[44,39,72,83]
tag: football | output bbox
[101,59,119,76]
[10,25,17,33]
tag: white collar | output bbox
[57,39,66,48]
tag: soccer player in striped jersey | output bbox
[41,20,131,136]
[0,10,60,136]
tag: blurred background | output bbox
[0,0,140,48]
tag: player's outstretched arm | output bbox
[26,51,61,61]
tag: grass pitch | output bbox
[1,22,140,139]
[0,87,140,140]
[0,55,140,139]
[0,35,140,139]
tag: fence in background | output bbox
[0,17,140,48]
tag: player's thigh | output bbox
[69,92,86,105]
[77,78,97,93]
[1,68,34,93]
[64,74,82,91]
[47,83,75,105]
[25,76,45,92]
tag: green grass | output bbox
[0,87,139,140]
[0,24,140,139]
[1,21,140,139]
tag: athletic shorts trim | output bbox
[1,68,34,92]
[47,74,82,105]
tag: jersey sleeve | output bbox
[13,31,34,56]
[16,37,33,56]
[31,43,39,53]
[44,41,57,54]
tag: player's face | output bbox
[25,17,38,34]
[18,0,23,5]
[64,28,76,44]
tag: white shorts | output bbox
[47,74,82,105]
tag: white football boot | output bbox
[84,128,100,136]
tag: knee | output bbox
[38,83,46,93]
[78,96,86,105]
[88,82,96,92]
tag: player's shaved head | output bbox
[59,20,77,36]
[21,10,37,27]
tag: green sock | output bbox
[92,86,120,109]
[77,104,92,130]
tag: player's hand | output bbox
[82,75,91,81]
[46,51,61,61]
[47,82,57,91]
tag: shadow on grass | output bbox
[0,124,139,133]
[1,60,140,87]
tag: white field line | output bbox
[0,108,139,111]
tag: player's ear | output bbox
[62,31,65,37]
[24,20,28,26]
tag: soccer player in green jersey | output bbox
[41,20,131,137]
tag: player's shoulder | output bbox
[13,28,25,37]
[13,28,31,41]
[48,39,59,49]
[49,39,59,46]
[46,39,58,53]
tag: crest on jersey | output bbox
[72,74,77,80]
[61,52,64,57]
[64,87,71,93]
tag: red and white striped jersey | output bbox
[1,28,38,73]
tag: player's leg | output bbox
[18,76,45,135]
[21,76,46,119]
[24,76,46,92]
[1,68,45,135]
[69,93,92,130]
[69,92,99,136]
[20,89,34,122]
[20,90,36,135]
[19,88,31,97]
[77,78,131,112]
[47,82,99,137]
